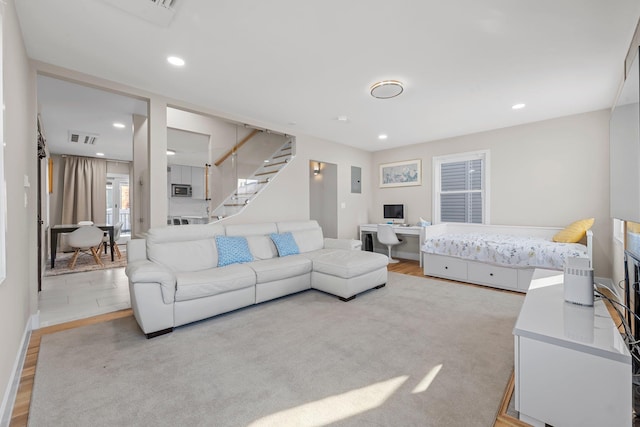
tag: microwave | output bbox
[172,184,192,197]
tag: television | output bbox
[383,204,405,224]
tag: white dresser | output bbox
[513,269,632,427]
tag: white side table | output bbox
[513,269,632,427]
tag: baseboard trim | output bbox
[0,314,35,427]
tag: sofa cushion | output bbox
[174,264,256,302]
[297,248,341,260]
[291,229,324,253]
[270,232,300,257]
[313,250,389,279]
[276,221,324,253]
[148,239,218,272]
[146,224,224,272]
[215,236,254,267]
[248,255,312,283]
[245,235,278,260]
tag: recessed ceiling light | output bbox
[167,56,185,67]
[263,160,269,163]
[113,122,125,129]
[167,149,176,156]
[370,80,404,99]
[337,115,349,122]
[96,152,105,156]
[378,134,388,140]
[512,103,526,110]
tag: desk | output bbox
[359,224,426,266]
[513,269,631,426]
[50,224,114,268]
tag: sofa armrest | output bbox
[125,259,177,304]
[127,238,148,263]
[323,238,362,251]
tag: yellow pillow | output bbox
[552,218,594,243]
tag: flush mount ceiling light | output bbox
[166,149,176,156]
[167,56,185,67]
[370,80,404,99]
[512,103,526,110]
[113,122,126,129]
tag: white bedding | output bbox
[421,233,589,270]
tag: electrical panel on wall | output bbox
[351,166,361,193]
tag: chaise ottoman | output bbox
[310,250,389,301]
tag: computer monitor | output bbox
[383,204,405,224]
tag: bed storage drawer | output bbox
[467,262,518,290]
[424,254,467,281]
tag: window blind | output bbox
[440,159,483,223]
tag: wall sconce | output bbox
[313,162,321,176]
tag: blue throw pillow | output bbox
[215,236,253,267]
[270,232,300,257]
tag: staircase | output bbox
[211,138,294,219]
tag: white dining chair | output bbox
[377,224,403,263]
[100,222,123,259]
[67,225,104,269]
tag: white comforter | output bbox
[421,233,589,270]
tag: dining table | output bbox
[50,224,114,268]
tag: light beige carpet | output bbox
[29,272,524,426]
[45,245,127,276]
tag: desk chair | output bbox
[67,225,104,269]
[377,224,402,264]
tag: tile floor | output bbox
[38,267,130,327]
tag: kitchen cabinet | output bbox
[169,165,206,199]
[169,165,184,184]
[191,167,205,199]
[172,165,192,185]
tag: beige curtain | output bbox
[61,156,107,224]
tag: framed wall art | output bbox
[379,159,421,188]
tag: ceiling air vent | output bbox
[150,0,177,9]
[100,0,180,27]
[69,131,99,145]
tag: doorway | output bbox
[36,74,147,326]
[106,173,131,239]
[309,160,338,238]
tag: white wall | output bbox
[372,110,612,277]
[0,0,37,420]
[132,114,148,236]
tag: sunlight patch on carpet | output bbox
[247,376,408,427]
[412,363,443,394]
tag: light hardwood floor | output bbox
[10,258,524,427]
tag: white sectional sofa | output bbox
[126,220,389,338]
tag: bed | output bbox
[421,223,593,292]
